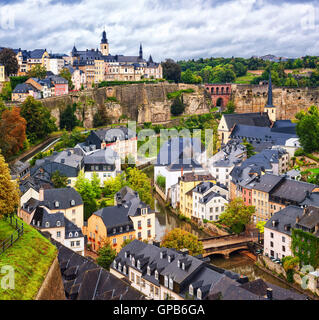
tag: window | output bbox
[131,272,135,282]
[137,260,141,269]
[45,222,50,228]
[155,270,159,280]
[282,236,285,243]
[147,266,151,276]
[147,219,151,227]
[120,227,123,233]
[56,221,61,227]
[57,231,61,238]
[270,241,274,248]
[75,232,78,237]
[169,277,173,290]
[69,232,73,238]
[126,225,130,231]
[155,287,159,296]
[76,241,80,247]
[189,285,194,296]
[197,289,202,300]
[138,221,142,229]
[164,276,168,288]
[123,266,127,274]
[147,230,151,238]
[138,232,142,239]
[282,246,286,252]
[270,233,274,238]
[71,241,75,247]
[113,228,116,234]
[136,276,140,285]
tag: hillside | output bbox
[0,217,57,300]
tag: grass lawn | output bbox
[235,73,257,84]
[0,217,57,300]
[0,219,15,242]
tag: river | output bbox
[143,165,300,292]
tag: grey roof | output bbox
[83,148,119,165]
[65,219,84,239]
[13,83,38,93]
[199,191,226,204]
[270,178,317,203]
[192,181,215,195]
[53,240,145,300]
[223,112,271,130]
[156,137,204,166]
[265,206,303,236]
[29,49,46,59]
[300,192,319,207]
[296,206,319,233]
[32,206,65,229]
[21,198,40,214]
[116,187,138,204]
[249,174,284,193]
[230,124,297,146]
[42,188,83,210]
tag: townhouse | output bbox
[110,240,306,300]
[178,172,215,219]
[85,188,155,253]
[32,206,85,255]
[82,148,121,186]
[192,181,229,222]
[19,187,84,227]
[84,126,137,161]
[11,83,41,102]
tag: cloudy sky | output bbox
[0,0,318,61]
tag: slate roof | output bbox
[249,174,284,193]
[155,137,204,167]
[21,198,40,214]
[29,49,46,59]
[199,191,226,204]
[230,125,298,146]
[12,83,38,93]
[223,112,271,130]
[300,192,319,207]
[270,178,317,203]
[42,188,83,210]
[53,240,145,300]
[93,126,136,143]
[32,206,65,229]
[264,205,303,236]
[296,206,319,233]
[179,172,213,183]
[83,148,119,165]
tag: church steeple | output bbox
[267,71,273,106]
[100,29,109,56]
[264,70,277,122]
[139,43,143,59]
[148,55,153,64]
[101,30,108,44]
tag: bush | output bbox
[156,175,166,190]
[171,96,185,116]
[295,148,306,157]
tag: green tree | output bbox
[126,167,152,206]
[223,100,236,114]
[59,68,74,90]
[295,105,319,153]
[162,59,181,83]
[161,228,204,256]
[27,64,47,79]
[171,96,185,116]
[96,241,117,270]
[256,221,266,234]
[51,170,68,188]
[60,104,80,131]
[211,65,236,83]
[242,138,256,158]
[219,198,255,234]
[0,153,20,217]
[156,175,166,190]
[91,172,102,199]
[103,174,127,196]
[0,48,18,76]
[20,96,57,144]
[1,82,12,101]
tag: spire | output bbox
[148,55,153,64]
[139,43,143,59]
[267,71,273,106]
[101,30,108,44]
[72,44,77,54]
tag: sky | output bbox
[0,0,318,62]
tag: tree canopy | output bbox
[51,171,68,189]
[0,153,20,218]
[60,104,80,131]
[96,241,117,270]
[295,105,319,153]
[219,198,255,234]
[162,59,181,83]
[20,96,57,144]
[0,48,18,76]
[161,228,204,256]
[27,65,47,79]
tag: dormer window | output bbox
[125,252,128,258]
[123,265,127,274]
[169,277,173,290]
[69,232,73,237]
[155,270,159,280]
[75,232,78,237]
[132,257,135,267]
[45,222,50,228]
[126,225,130,231]
[182,263,185,271]
[113,261,117,268]
[55,201,59,208]
[70,200,75,206]
[189,284,194,296]
[197,288,202,300]
[56,221,61,227]
[113,228,116,234]
[147,266,151,276]
[164,275,168,288]
[120,227,123,233]
[137,260,141,269]
[118,263,122,272]
[177,260,180,268]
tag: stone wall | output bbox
[232,84,319,119]
[39,83,210,129]
[35,256,65,300]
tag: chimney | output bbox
[266,288,273,300]
[181,166,184,177]
[39,188,44,201]
[296,216,300,224]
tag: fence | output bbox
[0,216,24,254]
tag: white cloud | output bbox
[0,0,318,61]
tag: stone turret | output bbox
[264,72,277,122]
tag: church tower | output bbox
[100,30,109,56]
[264,72,277,122]
[139,43,143,60]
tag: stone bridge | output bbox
[200,232,260,259]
